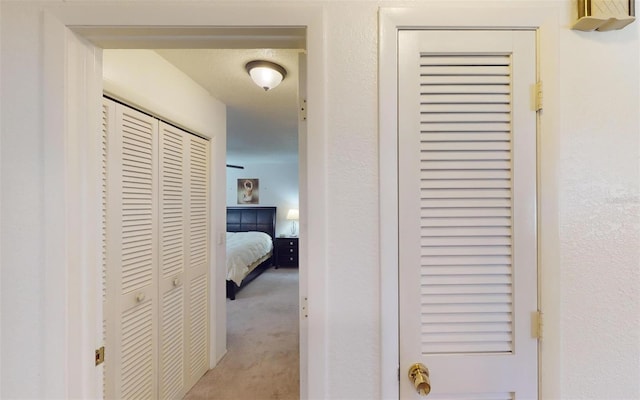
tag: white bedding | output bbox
[226,231,273,286]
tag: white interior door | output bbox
[398,30,538,399]
[105,99,160,400]
[157,122,210,396]
[184,133,210,388]
[158,122,187,399]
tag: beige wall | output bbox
[1,1,639,399]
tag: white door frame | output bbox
[379,5,562,399]
[40,4,326,399]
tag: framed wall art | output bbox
[237,178,259,204]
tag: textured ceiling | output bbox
[155,49,301,165]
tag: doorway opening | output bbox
[80,26,309,399]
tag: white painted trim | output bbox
[209,132,225,372]
[378,4,561,399]
[42,13,106,398]
[297,52,310,400]
[378,9,400,400]
[40,4,327,399]
[42,13,69,399]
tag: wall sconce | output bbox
[245,60,287,91]
[286,208,299,237]
[573,0,635,31]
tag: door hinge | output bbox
[95,346,105,366]
[301,296,308,318]
[535,81,543,112]
[531,310,544,340]
[299,99,307,121]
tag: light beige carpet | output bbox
[184,267,300,400]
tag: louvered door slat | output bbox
[105,102,158,400]
[422,131,511,141]
[418,53,515,355]
[422,246,511,257]
[421,198,511,208]
[421,142,512,152]
[421,160,511,169]
[161,127,184,279]
[421,64,510,75]
[425,322,513,333]
[189,274,208,377]
[422,170,511,181]
[189,137,209,269]
[420,255,512,266]
[422,189,512,199]
[423,331,513,342]
[423,226,511,235]
[120,111,155,295]
[422,236,512,247]
[421,179,511,190]
[423,277,513,287]
[422,85,510,95]
[421,93,512,104]
[424,291,512,302]
[420,103,511,113]
[421,151,510,161]
[121,301,154,399]
[424,266,512,276]
[421,75,511,85]
[161,288,184,400]
[421,311,512,323]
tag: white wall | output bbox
[1,2,639,400]
[324,5,380,398]
[226,162,299,237]
[102,50,229,366]
[1,4,45,398]
[558,6,640,398]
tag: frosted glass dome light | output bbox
[246,60,287,91]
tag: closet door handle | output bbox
[173,278,181,287]
[136,293,146,303]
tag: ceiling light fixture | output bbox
[245,60,287,91]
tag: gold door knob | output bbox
[408,363,431,396]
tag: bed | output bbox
[226,206,276,300]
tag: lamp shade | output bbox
[246,60,287,91]
[286,209,299,220]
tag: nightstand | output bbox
[275,237,299,268]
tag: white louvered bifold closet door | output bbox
[159,123,187,400]
[398,31,538,399]
[158,122,210,398]
[105,100,210,400]
[185,134,210,388]
[105,100,159,400]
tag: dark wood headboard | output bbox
[226,207,277,240]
